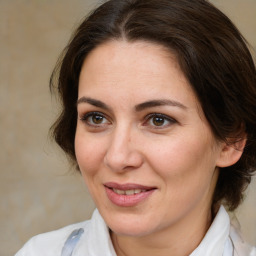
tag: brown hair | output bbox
[50,0,256,211]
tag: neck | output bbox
[111,204,213,256]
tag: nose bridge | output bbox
[104,123,143,172]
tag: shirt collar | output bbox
[190,205,230,256]
[76,206,231,256]
[76,209,116,256]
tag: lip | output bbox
[104,182,156,207]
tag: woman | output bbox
[16,0,256,255]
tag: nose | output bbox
[104,126,144,172]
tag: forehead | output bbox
[80,40,180,79]
[78,40,200,110]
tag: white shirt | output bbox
[15,206,256,256]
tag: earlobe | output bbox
[216,137,247,168]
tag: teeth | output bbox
[112,188,146,195]
[113,189,125,195]
[125,189,135,195]
[134,189,142,194]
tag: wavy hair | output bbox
[50,0,256,211]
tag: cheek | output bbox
[147,133,217,188]
[150,141,218,216]
[75,133,106,176]
[147,137,202,172]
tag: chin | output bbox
[103,211,158,237]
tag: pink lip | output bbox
[104,182,156,207]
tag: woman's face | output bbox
[75,40,224,237]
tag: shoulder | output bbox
[15,209,114,256]
[15,219,92,256]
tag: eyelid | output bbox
[145,113,175,120]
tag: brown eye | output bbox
[144,113,176,129]
[152,116,165,126]
[80,112,110,127]
[92,115,104,124]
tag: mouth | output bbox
[104,182,156,207]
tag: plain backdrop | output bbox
[0,0,255,255]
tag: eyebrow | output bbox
[77,97,187,111]
[77,97,111,111]
[135,99,187,111]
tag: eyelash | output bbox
[79,111,176,129]
[143,113,176,128]
[80,111,110,127]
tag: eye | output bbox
[80,111,110,127]
[144,113,176,128]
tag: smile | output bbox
[104,182,156,207]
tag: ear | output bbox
[216,136,247,168]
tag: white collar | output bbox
[75,209,116,256]
[75,206,255,256]
[190,205,230,256]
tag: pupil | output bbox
[153,116,164,126]
[93,115,103,124]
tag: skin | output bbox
[75,40,241,256]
